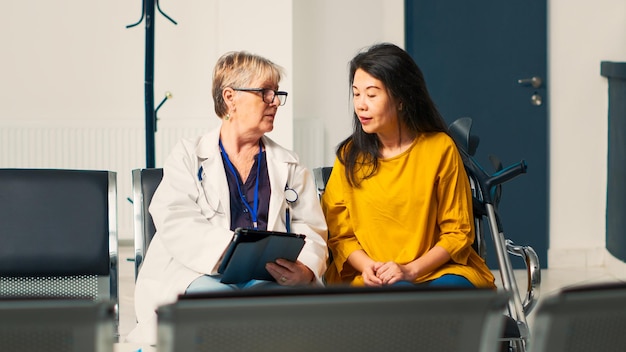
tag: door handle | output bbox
[517,76,542,88]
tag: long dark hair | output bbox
[337,42,448,187]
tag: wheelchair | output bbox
[448,117,540,352]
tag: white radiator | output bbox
[0,120,210,241]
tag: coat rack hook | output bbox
[126,0,176,28]
[157,0,178,25]
[154,91,173,133]
[125,0,145,29]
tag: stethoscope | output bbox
[284,186,298,233]
[199,140,300,232]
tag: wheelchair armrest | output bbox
[506,240,541,315]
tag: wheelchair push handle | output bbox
[486,160,527,189]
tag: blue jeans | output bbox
[394,274,475,288]
[185,275,282,294]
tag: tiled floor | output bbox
[114,244,626,352]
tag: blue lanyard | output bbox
[219,139,262,229]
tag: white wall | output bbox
[2,0,626,274]
[293,1,404,165]
[549,0,626,275]
[1,1,142,121]
[0,0,293,147]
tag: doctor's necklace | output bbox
[219,139,262,229]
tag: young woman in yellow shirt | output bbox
[322,43,495,289]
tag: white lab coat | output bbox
[126,128,328,345]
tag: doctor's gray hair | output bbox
[212,51,284,118]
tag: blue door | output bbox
[405,1,548,268]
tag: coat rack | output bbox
[126,0,177,168]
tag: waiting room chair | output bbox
[0,168,119,338]
[529,282,626,352]
[131,168,163,280]
[0,298,116,352]
[159,286,510,352]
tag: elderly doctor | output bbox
[126,51,328,345]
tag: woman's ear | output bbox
[222,87,237,114]
[223,87,234,104]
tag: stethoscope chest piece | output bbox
[285,188,298,204]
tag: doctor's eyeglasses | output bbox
[232,88,288,106]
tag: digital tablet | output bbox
[218,228,306,284]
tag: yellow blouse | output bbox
[322,132,495,288]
